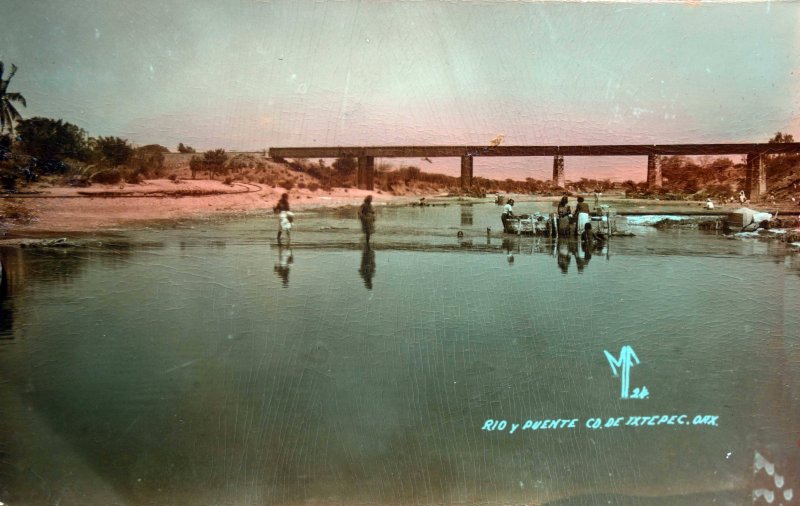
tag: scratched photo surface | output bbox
[1,1,799,505]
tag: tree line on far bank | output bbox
[2,60,798,198]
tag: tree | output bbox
[177,142,196,153]
[189,148,228,178]
[768,132,794,144]
[94,136,133,166]
[17,117,90,164]
[0,62,26,135]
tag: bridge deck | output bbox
[269,143,800,159]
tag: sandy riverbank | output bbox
[0,179,442,236]
[1,178,798,238]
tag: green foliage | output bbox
[189,149,228,178]
[94,136,133,166]
[130,144,165,177]
[17,117,90,163]
[0,62,27,135]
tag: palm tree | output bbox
[0,62,27,135]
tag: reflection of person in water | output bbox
[575,240,591,273]
[273,246,293,287]
[359,243,376,289]
[502,238,515,264]
[556,240,571,274]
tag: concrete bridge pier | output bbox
[647,154,662,189]
[552,155,565,188]
[357,156,375,191]
[746,153,766,200]
[460,156,474,188]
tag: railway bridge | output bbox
[268,143,800,200]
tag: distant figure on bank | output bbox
[501,198,515,231]
[593,190,600,208]
[359,195,376,242]
[273,193,294,245]
[739,190,747,205]
[704,198,715,210]
[575,196,591,236]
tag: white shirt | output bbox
[503,203,514,215]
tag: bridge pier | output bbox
[552,155,565,188]
[746,153,766,200]
[357,156,374,191]
[647,154,662,189]
[460,156,473,188]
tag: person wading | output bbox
[359,195,376,243]
[273,193,294,245]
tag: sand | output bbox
[0,179,432,236]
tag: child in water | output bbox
[274,193,294,245]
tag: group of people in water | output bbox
[502,194,606,245]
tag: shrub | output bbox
[279,179,295,191]
[307,182,320,192]
[90,168,123,184]
[124,169,144,184]
[130,145,165,177]
[0,199,35,223]
[94,136,133,166]
[177,143,196,153]
[223,176,233,185]
[297,182,306,189]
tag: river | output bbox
[1,202,798,505]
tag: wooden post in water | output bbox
[746,153,766,201]
[460,156,474,189]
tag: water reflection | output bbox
[359,243,376,289]
[273,246,293,287]
[459,204,473,226]
[552,239,609,274]
[0,209,798,505]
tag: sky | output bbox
[1,0,798,181]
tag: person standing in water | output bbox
[359,195,376,242]
[501,198,515,232]
[273,193,293,245]
[574,196,591,237]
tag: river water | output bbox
[1,202,799,505]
